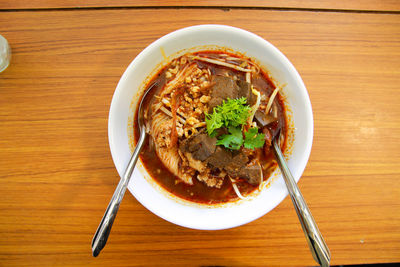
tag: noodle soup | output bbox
[135,51,287,204]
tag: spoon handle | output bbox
[272,140,331,267]
[91,129,147,257]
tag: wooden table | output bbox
[1,1,399,266]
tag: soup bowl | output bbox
[108,25,313,230]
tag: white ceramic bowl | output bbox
[108,25,313,230]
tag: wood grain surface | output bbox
[0,7,399,267]
[0,0,399,11]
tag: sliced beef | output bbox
[211,76,238,99]
[221,150,262,185]
[179,137,191,152]
[266,119,281,140]
[206,146,254,184]
[208,75,255,112]
[180,133,217,161]
[206,146,232,168]
[262,127,273,155]
[208,76,237,112]
[179,131,262,186]
[254,110,277,127]
[237,79,256,106]
[208,97,223,112]
[224,152,249,177]
[184,151,207,172]
[238,164,263,185]
[191,134,217,161]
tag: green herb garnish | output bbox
[244,127,265,149]
[216,126,244,150]
[205,98,265,150]
[205,97,251,136]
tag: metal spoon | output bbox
[91,84,154,257]
[271,129,331,267]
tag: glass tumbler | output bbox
[0,34,11,73]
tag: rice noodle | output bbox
[272,102,278,118]
[225,56,242,61]
[151,112,193,185]
[230,178,250,200]
[219,55,255,70]
[160,47,167,61]
[246,72,251,83]
[183,123,206,138]
[161,63,197,97]
[161,98,187,119]
[191,56,252,73]
[161,98,171,107]
[192,122,206,128]
[239,61,247,68]
[152,101,163,114]
[265,87,280,113]
[170,94,180,147]
[159,106,185,125]
[279,130,284,148]
[247,86,261,126]
[257,162,264,190]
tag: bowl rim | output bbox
[108,24,313,230]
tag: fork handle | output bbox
[91,129,147,257]
[273,140,331,267]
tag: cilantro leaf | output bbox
[205,97,264,150]
[218,97,251,128]
[205,110,223,136]
[205,97,251,136]
[244,127,265,149]
[216,126,243,150]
